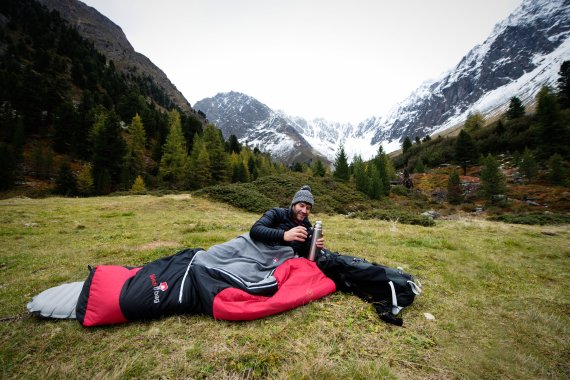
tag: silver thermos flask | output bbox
[308,221,322,261]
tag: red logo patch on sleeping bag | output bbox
[149,274,168,303]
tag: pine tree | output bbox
[414,157,426,173]
[130,175,146,193]
[557,60,570,109]
[202,124,229,184]
[53,101,78,154]
[248,156,258,180]
[235,161,250,183]
[230,152,250,183]
[333,144,350,181]
[312,159,326,177]
[447,168,463,205]
[366,164,383,200]
[548,154,567,186]
[495,120,506,135]
[455,129,478,175]
[352,156,368,193]
[76,164,94,196]
[479,154,506,201]
[373,146,391,195]
[0,143,16,190]
[536,86,566,159]
[129,113,146,176]
[189,137,212,189]
[91,111,127,194]
[226,134,241,154]
[402,137,412,153]
[54,159,77,196]
[158,110,188,188]
[519,148,538,183]
[464,112,485,131]
[507,97,525,119]
[254,153,274,178]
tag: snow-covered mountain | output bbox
[196,0,569,163]
[370,0,570,147]
[194,92,330,164]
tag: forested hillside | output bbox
[0,0,284,196]
[394,61,570,172]
[388,65,570,211]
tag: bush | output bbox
[488,212,570,225]
[350,209,435,227]
[195,183,277,213]
[54,160,77,196]
[250,173,371,214]
[447,169,463,204]
[391,185,411,196]
[193,173,374,215]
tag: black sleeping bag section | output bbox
[119,248,206,321]
[76,248,206,326]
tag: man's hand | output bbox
[316,237,325,249]
[283,226,308,242]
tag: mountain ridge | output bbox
[36,0,196,115]
[196,0,569,163]
[194,92,330,165]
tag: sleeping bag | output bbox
[28,235,421,327]
[28,233,336,326]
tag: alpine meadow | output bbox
[0,189,568,379]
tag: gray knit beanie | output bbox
[291,185,314,207]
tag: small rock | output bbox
[424,312,436,321]
[421,210,440,219]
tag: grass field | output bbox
[0,194,568,379]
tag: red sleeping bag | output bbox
[213,258,336,320]
[76,252,335,326]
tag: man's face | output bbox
[292,202,312,223]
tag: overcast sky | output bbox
[81,0,523,123]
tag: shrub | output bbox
[251,173,371,214]
[350,209,435,227]
[548,154,568,186]
[76,164,94,196]
[195,183,276,213]
[54,160,77,196]
[447,168,463,204]
[488,212,570,225]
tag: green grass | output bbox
[0,194,569,379]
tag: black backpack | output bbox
[316,250,422,326]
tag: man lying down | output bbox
[28,186,421,327]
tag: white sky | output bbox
[80,0,523,123]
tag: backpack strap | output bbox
[407,280,422,295]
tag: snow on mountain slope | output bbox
[370,0,570,147]
[194,92,329,164]
[195,0,569,163]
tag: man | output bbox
[250,185,325,258]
